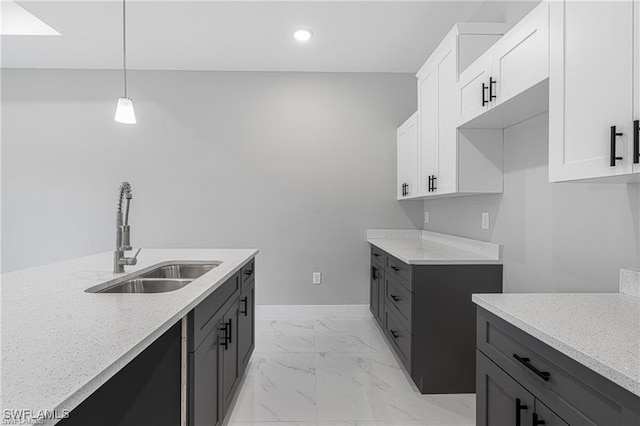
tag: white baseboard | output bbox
[255,304,372,320]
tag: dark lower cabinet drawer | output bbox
[385,307,411,371]
[241,258,255,288]
[385,275,412,332]
[189,272,240,352]
[477,308,640,426]
[371,245,386,264]
[385,255,412,290]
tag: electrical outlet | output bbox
[424,211,429,224]
[313,272,322,285]
[482,212,490,230]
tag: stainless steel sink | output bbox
[86,262,221,294]
[138,264,217,280]
[99,278,193,293]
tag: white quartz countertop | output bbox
[367,229,501,265]
[1,248,258,422]
[473,292,640,397]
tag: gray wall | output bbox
[423,113,640,293]
[1,69,421,304]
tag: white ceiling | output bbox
[1,0,540,73]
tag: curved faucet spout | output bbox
[114,181,138,273]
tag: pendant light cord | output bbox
[122,0,128,98]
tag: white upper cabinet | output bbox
[549,0,639,182]
[397,113,418,200]
[458,2,550,129]
[458,54,493,126]
[414,24,505,199]
[490,2,549,108]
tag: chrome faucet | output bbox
[113,181,141,273]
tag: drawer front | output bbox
[241,258,255,287]
[190,272,240,352]
[385,275,412,332]
[385,307,411,371]
[371,245,386,265]
[385,255,412,290]
[477,309,631,425]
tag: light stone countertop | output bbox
[367,229,502,264]
[472,291,640,397]
[1,248,258,423]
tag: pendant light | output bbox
[114,0,136,124]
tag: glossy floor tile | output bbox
[228,317,475,426]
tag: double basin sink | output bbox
[86,262,221,294]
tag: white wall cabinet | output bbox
[397,113,418,200]
[458,2,549,129]
[413,24,505,199]
[549,0,640,183]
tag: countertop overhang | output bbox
[473,292,640,397]
[1,248,258,420]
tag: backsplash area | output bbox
[423,113,640,293]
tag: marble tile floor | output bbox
[226,317,475,426]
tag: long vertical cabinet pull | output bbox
[489,77,497,101]
[516,398,528,426]
[610,126,624,166]
[432,175,437,192]
[634,120,639,164]
[482,83,489,106]
[220,322,228,349]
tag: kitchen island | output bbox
[1,248,258,426]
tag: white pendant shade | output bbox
[115,97,136,124]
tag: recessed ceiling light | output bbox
[1,1,60,36]
[293,28,313,42]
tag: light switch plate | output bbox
[424,211,429,224]
[482,212,490,230]
[313,272,322,285]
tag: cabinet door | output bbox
[436,46,458,195]
[406,113,419,197]
[220,301,239,412]
[397,123,409,200]
[370,264,380,318]
[477,351,535,426]
[376,267,385,326]
[534,400,569,426]
[549,0,634,181]
[458,55,492,126]
[190,327,221,426]
[491,2,549,107]
[418,66,439,195]
[238,280,255,371]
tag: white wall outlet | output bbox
[313,272,322,285]
[482,212,490,230]
[424,211,429,224]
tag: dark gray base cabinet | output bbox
[369,244,503,394]
[370,247,385,326]
[189,259,256,426]
[476,308,640,426]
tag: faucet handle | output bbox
[130,248,141,264]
